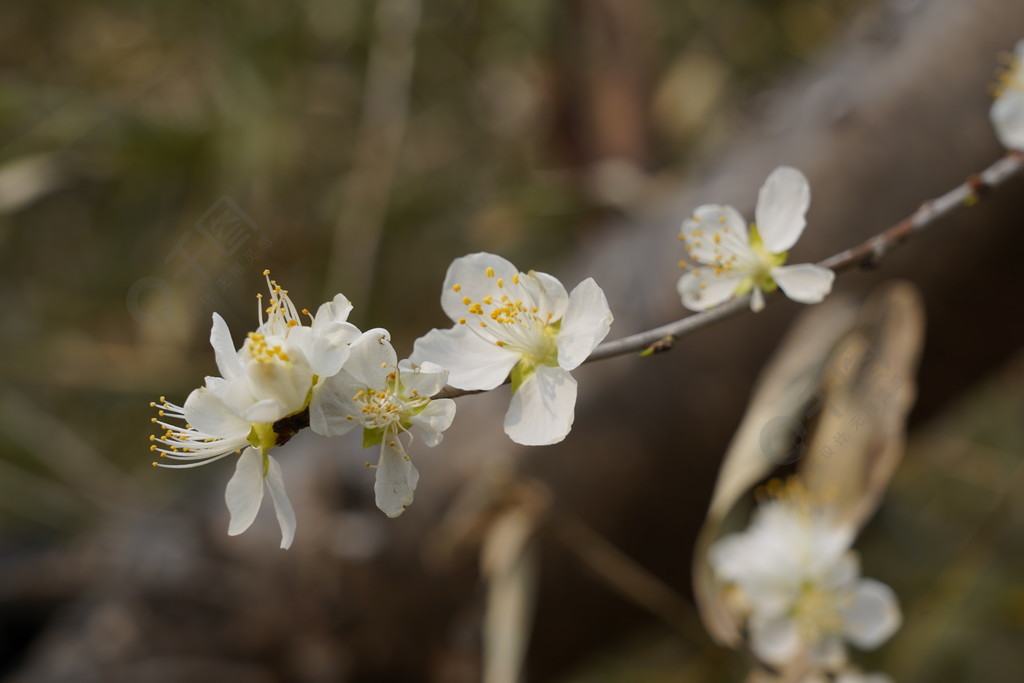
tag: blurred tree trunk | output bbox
[7,1,1024,681]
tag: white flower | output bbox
[677,167,835,312]
[150,389,296,549]
[409,252,613,446]
[209,270,360,425]
[991,40,1024,150]
[709,496,901,670]
[150,271,361,548]
[310,328,456,517]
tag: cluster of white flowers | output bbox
[991,40,1024,150]
[708,481,900,676]
[151,258,613,547]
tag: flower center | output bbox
[996,56,1023,97]
[792,582,844,642]
[452,268,558,362]
[245,332,292,364]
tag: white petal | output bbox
[245,352,313,419]
[309,372,365,437]
[755,166,810,253]
[503,365,578,446]
[749,615,802,667]
[991,86,1024,150]
[183,387,251,438]
[344,328,396,389]
[807,634,847,669]
[521,269,569,322]
[408,398,456,447]
[680,204,749,264]
[677,270,745,311]
[556,278,613,371]
[440,252,521,324]
[410,325,519,390]
[243,397,286,424]
[750,286,765,312]
[225,448,265,536]
[397,359,449,398]
[210,313,243,379]
[374,440,419,518]
[771,263,835,304]
[314,292,354,327]
[305,321,360,378]
[842,579,902,649]
[265,455,296,549]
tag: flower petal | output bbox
[344,328,397,389]
[755,166,810,254]
[243,397,286,424]
[503,365,578,445]
[225,448,265,536]
[440,252,521,324]
[408,398,456,447]
[309,372,365,437]
[410,325,519,390]
[677,270,745,311]
[750,286,765,312]
[749,615,802,666]
[807,634,847,670]
[521,269,569,322]
[771,263,835,304]
[183,387,251,438]
[680,204,749,264]
[210,313,243,379]
[556,278,613,370]
[991,85,1024,150]
[374,440,419,518]
[314,292,354,327]
[397,359,449,398]
[842,579,902,650]
[265,454,296,549]
[305,321,360,378]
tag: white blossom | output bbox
[150,271,361,548]
[709,492,901,671]
[991,40,1024,150]
[409,252,612,446]
[311,328,456,517]
[677,167,834,312]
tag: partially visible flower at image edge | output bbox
[311,328,456,518]
[991,39,1024,150]
[708,483,901,671]
[677,166,835,313]
[149,271,361,548]
[409,252,613,446]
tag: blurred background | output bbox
[1,0,1022,681]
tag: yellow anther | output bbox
[453,283,462,292]
[480,322,487,327]
[486,267,495,277]
[287,320,298,327]
[496,341,505,347]
[713,233,721,244]
[458,318,466,324]
[151,462,158,467]
[497,278,504,288]
[482,295,492,305]
[380,362,388,368]
[462,296,472,305]
[512,274,520,284]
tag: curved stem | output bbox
[434,150,1024,399]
